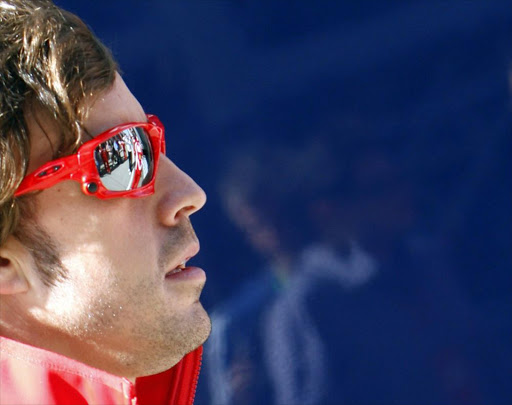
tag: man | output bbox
[202,137,377,405]
[0,1,210,404]
[202,134,416,404]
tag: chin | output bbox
[190,304,212,347]
[171,304,211,359]
[143,312,211,377]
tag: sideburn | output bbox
[13,198,67,287]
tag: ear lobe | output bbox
[0,238,30,295]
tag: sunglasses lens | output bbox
[93,127,154,191]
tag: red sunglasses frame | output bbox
[14,114,165,200]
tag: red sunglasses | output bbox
[14,114,165,199]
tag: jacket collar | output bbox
[0,335,202,405]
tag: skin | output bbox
[0,73,210,380]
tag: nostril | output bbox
[157,188,206,226]
[178,205,201,219]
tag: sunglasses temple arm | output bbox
[14,155,80,197]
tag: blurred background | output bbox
[58,1,511,404]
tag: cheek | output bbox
[44,232,160,327]
[57,218,158,295]
[35,183,155,256]
[33,184,160,292]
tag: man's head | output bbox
[0,0,210,380]
[220,128,415,265]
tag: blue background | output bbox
[57,1,511,404]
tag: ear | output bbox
[0,236,30,295]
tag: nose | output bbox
[156,155,207,226]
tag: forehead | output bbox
[26,73,146,173]
[84,73,146,135]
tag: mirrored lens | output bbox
[93,127,154,191]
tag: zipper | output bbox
[122,378,137,405]
[168,345,204,405]
[187,349,203,405]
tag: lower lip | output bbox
[165,266,206,282]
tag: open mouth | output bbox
[166,260,188,276]
[164,242,201,279]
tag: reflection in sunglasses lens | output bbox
[93,127,154,191]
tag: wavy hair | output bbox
[0,0,117,247]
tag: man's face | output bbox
[19,74,210,378]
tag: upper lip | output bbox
[166,242,200,275]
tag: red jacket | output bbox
[0,336,202,405]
